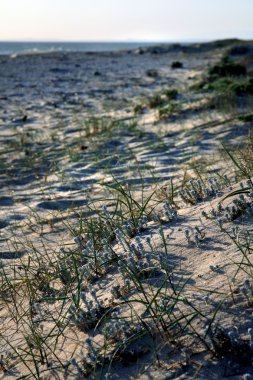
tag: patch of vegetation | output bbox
[83,116,116,139]
[204,76,253,95]
[3,41,253,380]
[145,89,179,110]
[133,102,146,115]
[191,56,253,113]
[238,114,253,123]
[208,57,247,78]
[163,88,178,100]
[171,61,183,69]
[238,53,253,75]
[158,102,180,119]
[228,76,253,96]
[192,56,250,94]
[147,94,165,109]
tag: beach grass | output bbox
[1,39,253,379]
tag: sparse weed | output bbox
[147,94,164,109]
[158,101,180,120]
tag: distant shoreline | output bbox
[0,41,163,56]
[0,38,251,57]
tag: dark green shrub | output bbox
[192,76,253,97]
[171,61,183,69]
[238,114,253,122]
[209,78,234,92]
[229,77,253,95]
[208,57,246,78]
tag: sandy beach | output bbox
[1,40,253,379]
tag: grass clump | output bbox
[163,88,178,100]
[158,102,180,119]
[83,116,115,138]
[147,94,165,109]
[133,102,146,115]
[146,88,179,111]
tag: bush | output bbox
[208,57,246,78]
[171,61,183,69]
[229,77,253,95]
[192,75,253,98]
[238,114,253,122]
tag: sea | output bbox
[0,41,160,56]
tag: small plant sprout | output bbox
[73,235,85,249]
[146,236,155,253]
[184,229,191,244]
[201,210,209,219]
[111,285,122,299]
[239,284,251,305]
[243,278,252,293]
[227,326,239,347]
[135,236,145,254]
[85,337,98,362]
[180,177,224,205]
[217,218,224,231]
[68,289,108,332]
[248,328,253,351]
[115,228,128,251]
[246,179,253,190]
[184,226,205,246]
[122,218,143,238]
[162,200,178,222]
[209,264,220,272]
[202,295,210,305]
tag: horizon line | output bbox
[0,38,240,43]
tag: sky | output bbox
[0,0,252,42]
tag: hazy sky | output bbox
[0,0,252,42]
